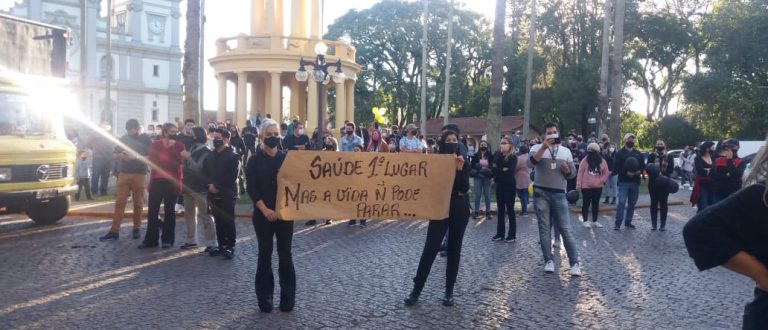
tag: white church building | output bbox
[4,0,183,135]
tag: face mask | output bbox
[609,148,616,152]
[298,129,305,135]
[265,136,280,148]
[346,130,353,135]
[656,146,664,152]
[213,139,224,149]
[625,141,634,149]
[546,134,559,140]
[441,143,458,155]
[373,134,380,142]
[480,146,487,151]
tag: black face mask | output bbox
[265,136,280,148]
[441,143,458,155]
[625,141,635,149]
[213,139,224,149]
[480,146,487,151]
[656,146,665,152]
[346,130,353,135]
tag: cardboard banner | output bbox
[276,151,457,221]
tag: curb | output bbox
[67,200,688,219]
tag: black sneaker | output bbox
[222,248,235,260]
[208,247,223,256]
[161,242,173,249]
[492,235,503,241]
[625,224,637,229]
[347,220,357,226]
[137,243,158,249]
[651,227,657,231]
[324,220,332,225]
[180,243,198,250]
[505,236,516,242]
[659,227,666,232]
[132,229,141,239]
[360,221,368,227]
[99,232,119,241]
[305,220,317,226]
[204,245,217,253]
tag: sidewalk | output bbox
[67,189,693,218]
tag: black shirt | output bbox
[614,148,646,183]
[114,133,152,174]
[694,156,714,188]
[283,134,310,151]
[492,153,517,185]
[246,150,286,209]
[242,126,258,147]
[683,184,768,271]
[203,146,240,200]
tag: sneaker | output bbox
[161,243,173,249]
[208,247,223,256]
[132,229,141,239]
[360,221,368,227]
[324,220,332,225]
[625,224,637,229]
[582,221,592,228]
[520,212,529,217]
[614,226,620,231]
[472,212,480,219]
[592,222,603,228]
[651,227,657,231]
[659,227,666,232]
[569,263,583,277]
[180,243,198,250]
[505,237,516,243]
[552,241,562,249]
[99,231,119,241]
[305,220,317,226]
[492,235,503,241]
[203,245,217,253]
[347,220,357,226]
[175,203,184,214]
[544,260,555,273]
[222,248,234,260]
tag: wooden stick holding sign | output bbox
[276,152,457,221]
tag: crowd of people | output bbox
[67,114,765,322]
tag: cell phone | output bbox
[374,122,379,129]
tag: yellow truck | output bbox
[0,14,77,224]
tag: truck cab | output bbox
[0,73,77,224]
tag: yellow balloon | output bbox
[371,107,379,115]
[528,183,534,196]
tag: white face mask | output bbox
[546,134,559,140]
[609,148,616,152]
[298,129,304,135]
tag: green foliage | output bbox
[682,0,768,140]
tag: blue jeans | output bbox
[604,175,618,198]
[517,189,529,214]
[697,185,715,213]
[533,188,579,266]
[474,176,491,214]
[614,181,640,227]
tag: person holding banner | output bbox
[404,129,471,307]
[246,119,296,313]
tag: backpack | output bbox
[187,144,211,173]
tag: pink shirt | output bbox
[576,158,611,190]
[515,154,532,190]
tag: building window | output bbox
[100,55,114,80]
[151,101,159,121]
[153,65,159,77]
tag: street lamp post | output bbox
[295,41,346,150]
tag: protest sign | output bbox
[276,152,457,220]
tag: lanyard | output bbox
[548,146,558,161]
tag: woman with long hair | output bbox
[492,137,518,241]
[405,129,470,307]
[576,143,610,228]
[515,145,532,217]
[471,140,494,219]
[246,119,295,313]
[683,137,768,329]
[366,129,389,152]
[602,142,619,205]
[139,123,187,249]
[691,141,716,213]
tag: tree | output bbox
[325,1,492,128]
[487,0,506,145]
[182,0,201,123]
[609,0,627,144]
[682,0,768,140]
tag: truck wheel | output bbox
[27,196,70,225]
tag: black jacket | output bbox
[711,156,746,198]
[603,150,618,176]
[614,147,646,183]
[114,133,152,174]
[203,146,240,200]
[182,143,212,193]
[647,151,675,177]
[470,150,494,177]
[492,153,518,185]
[246,150,286,209]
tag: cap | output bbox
[587,143,601,153]
[722,138,740,148]
[406,123,418,131]
[624,133,636,141]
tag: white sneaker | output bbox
[592,222,603,228]
[570,262,583,277]
[582,221,592,228]
[175,203,184,214]
[544,260,555,273]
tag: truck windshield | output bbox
[0,91,56,136]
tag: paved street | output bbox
[0,204,752,329]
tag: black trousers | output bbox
[253,212,296,302]
[91,158,111,195]
[211,197,237,248]
[145,179,178,245]
[649,185,669,228]
[413,195,470,289]
[75,178,92,200]
[744,288,768,330]
[495,183,517,238]
[581,187,602,222]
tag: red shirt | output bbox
[148,138,186,193]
